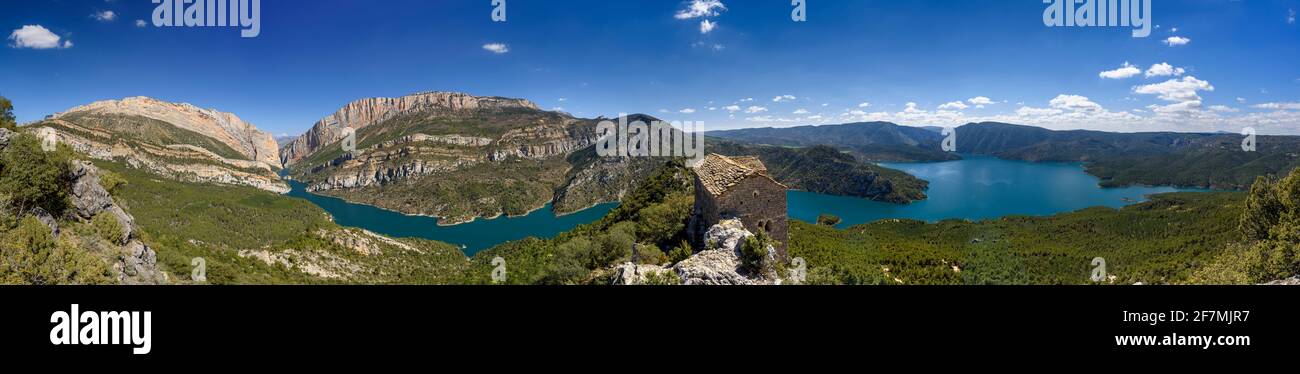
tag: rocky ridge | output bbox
[280,91,541,166]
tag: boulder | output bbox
[31,207,59,238]
[69,160,135,243]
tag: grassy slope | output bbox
[100,161,468,284]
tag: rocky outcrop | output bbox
[46,123,288,193]
[280,92,540,166]
[67,160,165,285]
[51,96,279,166]
[614,219,783,286]
[1261,276,1300,285]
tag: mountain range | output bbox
[710,121,1300,190]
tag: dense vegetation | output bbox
[461,161,695,284]
[1188,169,1300,284]
[0,125,115,284]
[957,122,1300,189]
[100,161,469,284]
[708,140,929,203]
[790,191,1246,285]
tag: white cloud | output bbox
[792,109,809,114]
[967,96,995,106]
[938,101,969,110]
[1049,94,1103,112]
[744,106,768,114]
[1133,76,1214,103]
[557,98,567,102]
[1237,97,1247,104]
[738,97,753,102]
[135,19,147,28]
[92,10,116,22]
[699,20,717,34]
[675,0,727,19]
[1253,102,1300,110]
[482,43,509,54]
[1289,9,1296,24]
[8,25,71,49]
[1016,107,1064,116]
[1099,62,1141,79]
[679,108,697,114]
[1207,105,1238,113]
[772,94,796,102]
[1163,36,1190,46]
[707,107,717,111]
[723,105,741,112]
[857,102,871,108]
[1144,62,1186,78]
[904,102,922,113]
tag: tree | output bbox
[0,95,16,131]
[0,133,72,216]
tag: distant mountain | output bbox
[31,97,287,192]
[710,120,1300,190]
[708,121,959,162]
[955,122,1300,189]
[274,135,297,149]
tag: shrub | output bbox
[636,192,692,247]
[0,134,72,216]
[0,216,111,285]
[590,222,635,269]
[667,240,694,264]
[816,214,841,226]
[740,230,771,275]
[634,244,668,265]
[642,270,681,285]
[98,169,128,195]
[92,212,126,245]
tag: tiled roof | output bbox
[694,154,782,196]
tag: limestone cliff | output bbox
[34,97,287,193]
[283,91,668,224]
[52,96,280,166]
[280,91,541,166]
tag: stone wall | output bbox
[693,175,789,259]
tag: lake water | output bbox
[285,179,617,255]
[787,155,1202,228]
[287,155,1201,255]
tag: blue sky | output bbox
[3,0,1299,135]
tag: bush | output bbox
[590,222,635,269]
[98,169,128,195]
[1230,168,1300,283]
[0,134,72,216]
[667,240,694,264]
[634,244,668,265]
[642,270,681,285]
[92,212,126,245]
[816,214,841,226]
[636,192,692,247]
[740,230,771,275]
[0,216,111,285]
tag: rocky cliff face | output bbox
[280,91,541,166]
[283,91,668,224]
[52,97,280,166]
[35,98,288,193]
